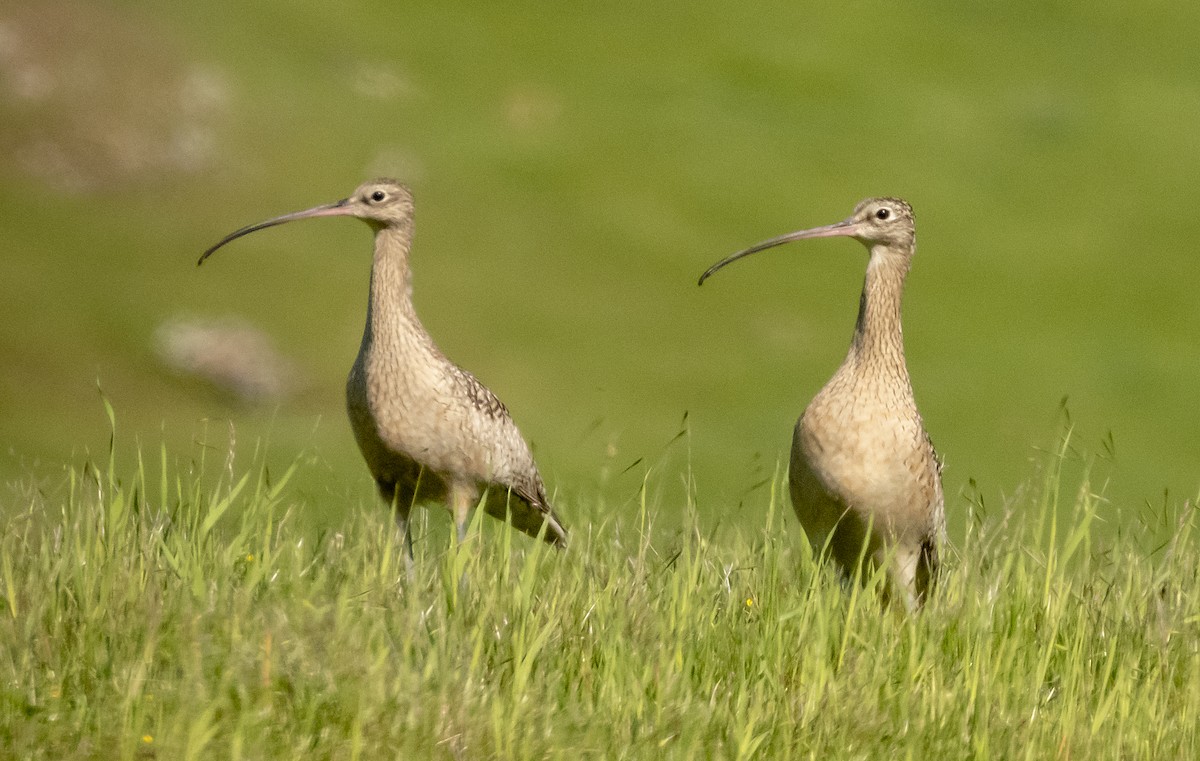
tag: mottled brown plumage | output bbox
[199,179,567,562]
[700,197,943,609]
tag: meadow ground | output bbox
[2,0,1199,530]
[1,426,1196,759]
[2,3,1199,756]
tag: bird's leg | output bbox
[449,480,478,547]
[449,481,480,593]
[395,507,415,581]
[890,538,937,612]
[887,547,920,614]
[913,537,938,607]
[379,479,414,581]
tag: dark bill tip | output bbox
[696,219,857,286]
[196,199,353,267]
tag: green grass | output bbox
[3,427,1197,759]
[3,5,1200,751]
[3,5,1199,753]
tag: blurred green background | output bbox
[1,0,1197,536]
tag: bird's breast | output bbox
[346,341,524,484]
[795,373,940,529]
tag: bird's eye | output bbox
[875,208,890,220]
[370,190,386,202]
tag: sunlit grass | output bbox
[1,424,1196,759]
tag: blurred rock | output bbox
[0,1,230,194]
[154,316,302,404]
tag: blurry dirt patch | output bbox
[154,316,303,404]
[0,1,229,194]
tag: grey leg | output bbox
[449,481,478,592]
[395,507,415,580]
[379,480,415,580]
[450,481,477,547]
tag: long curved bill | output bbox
[197,198,353,266]
[697,217,858,285]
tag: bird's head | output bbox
[198,178,414,265]
[698,196,916,285]
[844,197,914,251]
[340,178,415,229]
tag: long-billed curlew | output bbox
[699,197,943,609]
[199,179,568,564]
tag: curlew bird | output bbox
[199,179,568,565]
[699,197,943,609]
